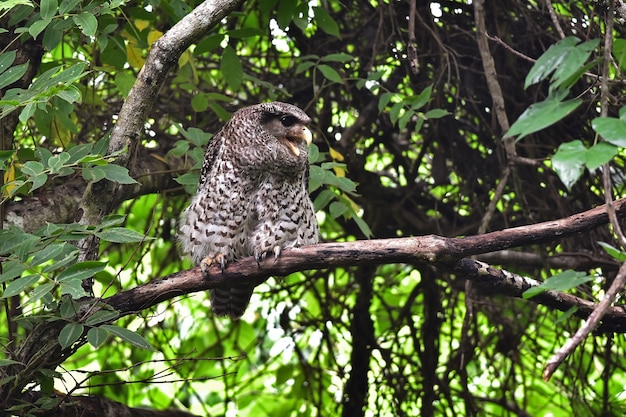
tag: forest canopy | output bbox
[2,0,626,416]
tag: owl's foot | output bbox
[200,253,226,274]
[253,246,282,266]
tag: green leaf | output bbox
[0,50,17,73]
[98,164,137,184]
[82,166,106,182]
[424,108,450,119]
[221,46,243,91]
[504,91,581,140]
[585,142,617,171]
[329,201,349,218]
[30,243,66,266]
[191,93,209,112]
[389,102,403,124]
[552,140,585,190]
[522,270,592,299]
[30,173,49,192]
[317,64,343,83]
[27,282,55,304]
[87,327,108,348]
[42,20,63,51]
[2,274,40,298]
[406,85,432,110]
[85,309,120,326]
[592,115,626,147]
[313,189,336,210]
[65,143,94,164]
[295,61,315,74]
[40,0,57,20]
[0,261,28,284]
[313,6,340,37]
[60,278,87,297]
[48,152,71,172]
[0,62,28,90]
[100,214,126,228]
[378,92,394,113]
[56,261,106,283]
[321,53,353,63]
[614,38,626,72]
[525,37,579,88]
[96,227,147,243]
[352,214,373,238]
[59,298,81,318]
[551,39,598,91]
[22,160,44,176]
[0,358,23,367]
[597,242,626,262]
[276,0,296,28]
[555,306,579,324]
[56,85,82,104]
[59,0,81,14]
[58,322,84,349]
[101,324,153,350]
[29,18,52,39]
[72,12,97,37]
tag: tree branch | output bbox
[106,197,626,321]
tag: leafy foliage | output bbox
[2,0,626,416]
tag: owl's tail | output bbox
[210,287,254,319]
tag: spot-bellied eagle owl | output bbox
[179,102,319,318]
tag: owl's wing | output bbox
[197,131,225,190]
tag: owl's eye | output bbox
[280,115,298,127]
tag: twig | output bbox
[543,0,566,39]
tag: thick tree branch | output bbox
[3,153,182,232]
[106,197,626,320]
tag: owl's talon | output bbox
[200,253,226,274]
[272,246,281,262]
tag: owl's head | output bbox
[228,102,312,163]
[258,102,312,158]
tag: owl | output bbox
[178,102,319,318]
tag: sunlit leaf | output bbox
[85,309,120,326]
[0,62,27,90]
[58,323,84,349]
[56,261,106,283]
[592,110,626,147]
[317,64,343,83]
[522,270,592,299]
[2,275,40,298]
[504,91,581,140]
[597,241,626,262]
[72,12,97,37]
[101,324,153,350]
[96,227,147,243]
[98,164,137,184]
[552,140,585,190]
[87,327,108,348]
[585,142,617,171]
[313,6,340,37]
[40,0,57,20]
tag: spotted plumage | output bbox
[178,102,319,318]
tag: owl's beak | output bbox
[285,126,313,157]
